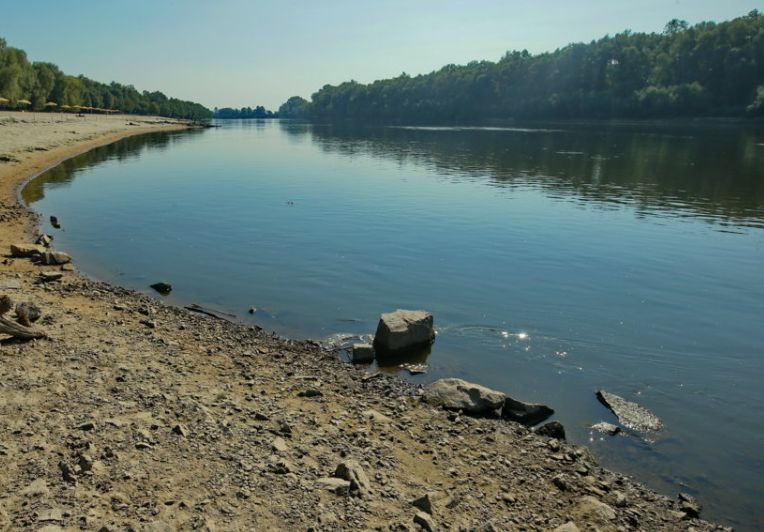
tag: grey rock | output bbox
[352,343,375,363]
[15,302,41,323]
[573,496,616,523]
[678,492,701,518]
[316,477,351,495]
[373,309,434,353]
[423,378,505,415]
[596,390,663,432]
[150,282,172,295]
[36,234,53,247]
[40,251,71,265]
[39,271,63,282]
[271,436,288,453]
[536,421,565,440]
[9,243,46,258]
[297,388,323,398]
[413,511,435,531]
[172,424,188,437]
[58,461,76,483]
[590,421,622,435]
[501,397,554,426]
[334,459,371,497]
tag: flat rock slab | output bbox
[596,390,662,432]
[423,378,505,415]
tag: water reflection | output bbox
[22,130,202,204]
[281,121,764,228]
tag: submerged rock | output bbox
[50,215,61,229]
[373,309,434,353]
[423,378,505,415]
[150,282,172,295]
[596,390,662,432]
[590,422,622,436]
[501,397,554,426]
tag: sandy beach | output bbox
[0,111,727,531]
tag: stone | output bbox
[15,302,41,323]
[77,453,94,473]
[172,424,188,437]
[334,459,371,497]
[412,493,433,514]
[351,343,375,363]
[78,421,95,431]
[40,251,71,265]
[536,421,566,440]
[596,390,663,432]
[10,243,46,257]
[572,496,616,523]
[271,436,288,453]
[270,458,293,474]
[590,422,622,435]
[50,215,61,229]
[298,389,323,398]
[678,493,701,518]
[413,511,435,531]
[37,508,63,522]
[373,309,434,353]
[59,461,77,483]
[39,271,63,282]
[316,477,351,495]
[553,523,580,532]
[36,234,53,247]
[22,478,49,497]
[150,282,172,295]
[423,378,505,415]
[501,397,554,426]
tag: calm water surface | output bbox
[24,120,764,530]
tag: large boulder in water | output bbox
[373,309,434,353]
[423,378,505,415]
[596,390,662,432]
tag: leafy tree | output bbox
[285,12,764,123]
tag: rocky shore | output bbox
[0,112,729,530]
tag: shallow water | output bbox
[24,119,764,529]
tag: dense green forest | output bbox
[0,37,211,120]
[213,106,277,119]
[282,12,764,122]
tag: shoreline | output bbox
[0,113,728,530]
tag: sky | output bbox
[1,0,761,110]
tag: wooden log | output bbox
[0,316,46,340]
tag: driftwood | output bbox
[0,315,46,340]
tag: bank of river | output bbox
[0,113,751,530]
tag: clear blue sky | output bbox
[1,0,760,110]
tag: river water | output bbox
[24,119,764,529]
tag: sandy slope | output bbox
[0,112,726,531]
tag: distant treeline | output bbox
[280,12,764,122]
[0,37,211,120]
[213,106,278,119]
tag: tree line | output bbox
[0,37,211,120]
[280,12,764,122]
[213,106,277,119]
